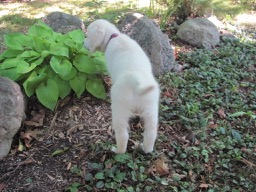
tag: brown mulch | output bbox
[0,92,113,191]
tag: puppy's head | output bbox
[84,20,106,52]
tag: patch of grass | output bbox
[212,0,247,19]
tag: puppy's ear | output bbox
[88,24,106,52]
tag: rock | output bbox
[177,18,220,49]
[42,11,85,34]
[118,13,175,76]
[0,77,26,159]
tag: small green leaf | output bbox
[70,72,87,98]
[51,147,70,156]
[96,181,104,189]
[95,172,105,180]
[89,163,104,170]
[160,179,169,185]
[114,154,131,163]
[86,76,106,99]
[231,129,241,141]
[229,111,246,117]
[68,182,80,192]
[127,186,134,192]
[114,171,125,182]
[36,79,59,110]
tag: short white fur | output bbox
[84,19,160,154]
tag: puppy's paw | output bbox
[140,143,153,154]
[111,146,125,154]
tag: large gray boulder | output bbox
[118,13,175,76]
[177,18,220,49]
[0,77,26,159]
[42,11,85,34]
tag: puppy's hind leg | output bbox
[111,107,130,154]
[141,112,158,153]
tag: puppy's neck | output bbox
[106,33,119,47]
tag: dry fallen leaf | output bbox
[217,108,226,119]
[199,183,209,189]
[20,129,44,148]
[67,124,84,136]
[67,162,72,170]
[24,109,45,127]
[209,121,218,129]
[0,183,6,191]
[152,156,169,176]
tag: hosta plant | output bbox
[0,21,107,110]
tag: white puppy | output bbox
[84,19,160,154]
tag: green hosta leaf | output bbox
[17,61,37,74]
[44,66,56,79]
[28,23,54,41]
[64,38,76,48]
[53,75,72,99]
[0,58,20,69]
[1,50,23,58]
[50,56,72,76]
[93,56,107,74]
[68,30,84,43]
[23,71,48,97]
[50,43,69,57]
[36,79,59,110]
[33,36,49,53]
[70,72,87,98]
[76,43,88,54]
[59,67,77,81]
[74,54,96,74]
[37,20,53,30]
[32,56,45,66]
[86,76,106,99]
[19,51,40,58]
[4,33,32,50]
[0,68,22,81]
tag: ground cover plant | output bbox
[0,0,256,192]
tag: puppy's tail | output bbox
[129,73,157,95]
